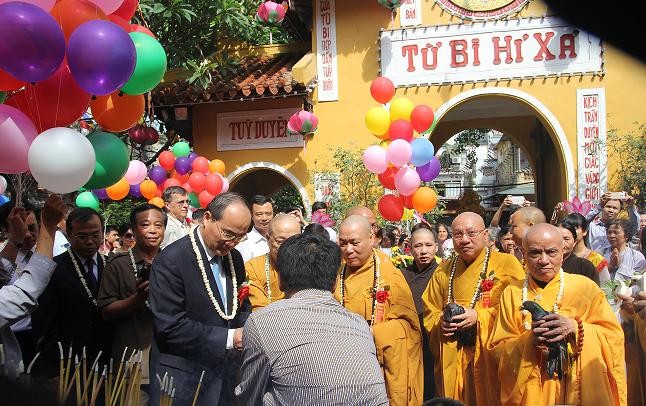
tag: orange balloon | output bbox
[139,179,157,200]
[412,187,438,214]
[148,196,164,208]
[208,159,226,175]
[90,92,145,132]
[106,178,130,200]
[51,0,108,40]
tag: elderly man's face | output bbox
[269,221,301,264]
[201,203,251,256]
[339,223,374,269]
[524,232,564,283]
[452,216,487,264]
[411,230,437,268]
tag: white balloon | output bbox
[28,128,96,193]
[0,176,6,194]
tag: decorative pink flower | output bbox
[311,210,335,228]
[255,1,286,25]
[287,110,318,137]
[562,196,592,215]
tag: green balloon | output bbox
[188,191,199,208]
[84,132,130,189]
[121,32,168,95]
[76,191,100,211]
[172,141,191,158]
[0,92,6,104]
[423,115,439,135]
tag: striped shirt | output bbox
[235,289,389,405]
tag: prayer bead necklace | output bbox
[521,268,565,331]
[128,249,150,309]
[446,247,491,308]
[339,250,380,326]
[67,249,105,307]
[264,253,272,304]
[190,231,238,320]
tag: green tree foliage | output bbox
[271,184,305,214]
[100,198,140,228]
[606,124,645,207]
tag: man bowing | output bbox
[422,212,525,405]
[150,192,252,406]
[336,215,423,406]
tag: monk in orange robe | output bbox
[618,290,646,405]
[335,215,422,406]
[422,212,525,405]
[490,224,626,405]
[245,214,301,311]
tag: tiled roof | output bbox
[152,53,307,106]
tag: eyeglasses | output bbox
[123,233,134,238]
[215,221,247,243]
[71,232,102,241]
[453,229,486,240]
[171,199,189,205]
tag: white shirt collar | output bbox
[168,213,189,228]
[197,227,218,263]
[248,226,267,243]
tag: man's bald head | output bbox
[509,206,546,247]
[451,212,488,264]
[268,214,302,263]
[523,223,564,282]
[452,212,486,230]
[338,215,374,270]
[346,206,377,229]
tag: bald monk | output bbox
[335,215,422,406]
[422,212,525,405]
[346,206,379,232]
[245,214,301,311]
[490,224,626,405]
[509,206,546,248]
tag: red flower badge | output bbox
[481,279,495,292]
[238,284,250,302]
[375,289,390,304]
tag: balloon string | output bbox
[54,65,64,128]
[28,84,43,133]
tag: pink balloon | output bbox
[394,166,421,196]
[0,0,55,11]
[386,139,412,168]
[88,0,124,14]
[220,175,229,193]
[362,145,388,174]
[0,104,38,174]
[124,160,147,185]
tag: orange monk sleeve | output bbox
[245,257,269,311]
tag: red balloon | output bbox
[370,77,395,104]
[378,195,404,221]
[112,0,138,20]
[399,193,414,209]
[5,61,90,133]
[159,150,175,171]
[192,156,209,174]
[130,24,155,38]
[205,173,223,196]
[143,126,159,144]
[108,14,132,32]
[156,184,163,197]
[388,119,414,142]
[128,124,147,144]
[378,167,397,190]
[181,182,192,194]
[172,170,189,184]
[163,178,181,190]
[198,190,215,208]
[0,69,25,91]
[410,105,435,133]
[188,172,205,193]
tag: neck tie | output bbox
[210,257,227,312]
[85,258,98,294]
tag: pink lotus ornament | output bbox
[287,110,318,138]
[562,196,592,215]
[255,1,286,25]
[311,210,335,228]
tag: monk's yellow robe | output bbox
[624,313,646,406]
[422,249,525,405]
[490,272,627,406]
[334,250,423,406]
[244,254,285,311]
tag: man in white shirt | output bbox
[52,203,74,257]
[160,186,191,249]
[236,195,274,262]
[585,192,639,253]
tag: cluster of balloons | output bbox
[75,141,230,211]
[363,77,441,221]
[255,0,287,25]
[0,0,167,194]
[287,110,318,139]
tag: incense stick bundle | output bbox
[191,370,205,406]
[89,367,107,406]
[57,342,64,403]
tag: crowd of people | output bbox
[0,186,644,405]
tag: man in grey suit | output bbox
[235,233,389,405]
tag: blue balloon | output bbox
[410,137,435,167]
[0,195,9,206]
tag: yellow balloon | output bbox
[390,97,415,121]
[365,106,391,137]
[402,208,414,221]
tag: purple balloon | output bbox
[149,165,167,185]
[0,2,65,82]
[129,183,142,199]
[67,20,136,96]
[93,188,108,200]
[188,152,198,163]
[416,157,441,182]
[174,156,191,175]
